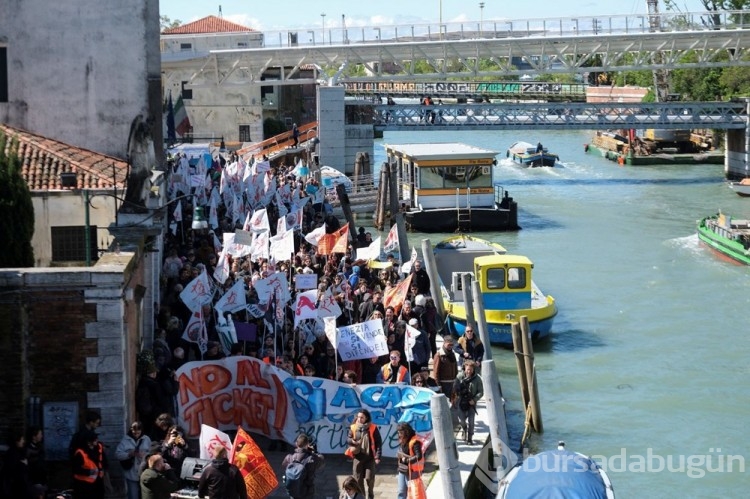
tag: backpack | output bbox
[284,454,313,497]
[458,378,473,411]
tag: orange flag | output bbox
[384,274,413,315]
[317,233,336,255]
[230,427,279,498]
[331,224,350,254]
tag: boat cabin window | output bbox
[507,267,526,289]
[486,268,505,289]
[419,164,492,189]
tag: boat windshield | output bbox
[487,267,527,289]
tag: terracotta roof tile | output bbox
[163,15,254,35]
[0,123,128,191]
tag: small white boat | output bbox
[507,141,559,167]
[498,442,615,499]
[728,178,750,197]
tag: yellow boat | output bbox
[433,235,557,346]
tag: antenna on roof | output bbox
[218,5,223,18]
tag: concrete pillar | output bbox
[430,394,465,499]
[317,85,346,173]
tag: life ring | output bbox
[584,144,589,152]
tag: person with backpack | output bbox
[281,434,324,499]
[345,409,382,499]
[197,446,247,499]
[453,360,484,445]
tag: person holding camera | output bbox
[160,426,189,470]
[453,360,484,445]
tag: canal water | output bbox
[371,129,749,498]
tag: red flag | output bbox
[384,274,413,315]
[231,428,278,498]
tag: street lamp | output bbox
[479,2,485,37]
[321,13,326,44]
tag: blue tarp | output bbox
[505,450,609,499]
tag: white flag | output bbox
[304,224,327,246]
[173,200,183,222]
[182,309,207,354]
[179,270,213,312]
[383,224,399,252]
[276,212,287,234]
[215,313,238,356]
[248,208,270,233]
[324,316,338,349]
[198,424,233,461]
[357,236,381,261]
[405,324,422,362]
[215,279,247,313]
[269,228,294,262]
[294,289,319,327]
[249,231,269,262]
[317,288,342,319]
[213,249,230,284]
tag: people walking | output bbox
[281,434,325,499]
[433,336,458,398]
[395,423,424,499]
[115,421,151,499]
[197,446,247,499]
[345,409,382,499]
[454,360,484,445]
[456,325,485,370]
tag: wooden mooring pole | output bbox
[520,316,543,433]
[374,162,389,230]
[510,322,530,413]
[421,238,445,319]
[461,273,476,333]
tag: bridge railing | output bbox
[257,10,750,49]
[342,101,748,131]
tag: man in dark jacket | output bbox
[198,447,247,499]
[411,260,431,296]
[281,434,325,499]
[140,454,181,499]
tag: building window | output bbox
[51,226,98,262]
[181,81,192,100]
[180,43,192,51]
[0,47,8,103]
[239,125,251,142]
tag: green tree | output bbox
[160,15,182,31]
[0,131,35,267]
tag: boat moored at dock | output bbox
[433,235,556,346]
[384,142,518,232]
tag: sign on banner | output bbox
[198,424,233,460]
[294,273,318,290]
[336,319,389,361]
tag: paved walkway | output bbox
[257,397,493,498]
[259,437,439,499]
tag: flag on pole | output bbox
[383,224,399,253]
[180,270,213,312]
[231,427,279,498]
[331,224,350,254]
[165,92,176,143]
[384,274,413,315]
[304,224,327,246]
[198,424,232,460]
[405,323,422,362]
[215,313,238,356]
[269,228,294,263]
[174,94,191,137]
[215,279,247,313]
[182,309,208,354]
[317,288,342,319]
[173,200,183,222]
[324,316,338,349]
[294,289,319,327]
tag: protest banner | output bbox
[234,229,254,246]
[294,273,318,290]
[198,424,233,460]
[175,356,434,457]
